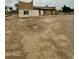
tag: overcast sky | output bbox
[5,0,74,9]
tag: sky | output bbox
[5,0,74,9]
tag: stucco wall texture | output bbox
[19,10,39,17]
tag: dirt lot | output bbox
[5,15,74,59]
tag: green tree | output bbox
[14,3,18,14]
[9,7,13,12]
[5,6,8,14]
[62,5,72,13]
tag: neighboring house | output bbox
[34,6,59,15]
[19,0,58,17]
[43,6,58,15]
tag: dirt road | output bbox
[6,15,74,59]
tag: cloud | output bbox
[5,0,74,9]
[33,0,74,8]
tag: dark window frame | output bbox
[24,11,29,15]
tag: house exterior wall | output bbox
[43,10,52,15]
[39,10,44,16]
[40,10,43,16]
[19,10,39,17]
[43,9,58,15]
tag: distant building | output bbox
[34,6,58,16]
[19,0,58,17]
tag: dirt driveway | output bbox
[6,15,74,59]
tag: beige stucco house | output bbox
[19,0,39,17]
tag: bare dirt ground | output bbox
[5,15,74,59]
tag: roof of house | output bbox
[19,1,56,10]
[33,6,56,10]
[19,1,33,10]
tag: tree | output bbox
[62,5,72,13]
[71,9,74,13]
[5,6,7,14]
[14,3,18,14]
[9,7,13,12]
[5,6,7,10]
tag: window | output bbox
[24,11,29,15]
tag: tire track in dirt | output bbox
[39,23,71,59]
